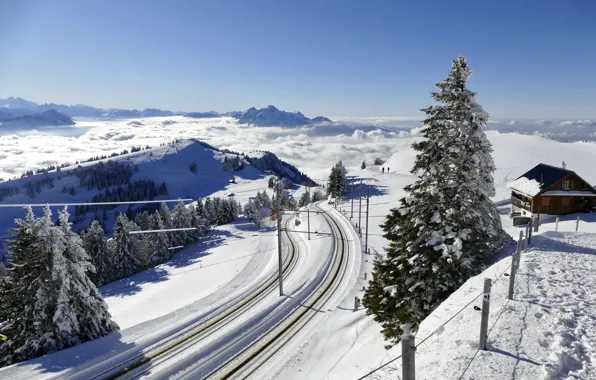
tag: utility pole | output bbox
[358,180,363,237]
[307,208,310,240]
[351,190,354,219]
[365,185,370,255]
[276,183,283,296]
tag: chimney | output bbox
[562,161,567,169]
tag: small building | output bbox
[507,162,596,222]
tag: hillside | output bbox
[0,139,313,241]
[0,109,75,128]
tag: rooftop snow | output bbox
[507,176,542,197]
[541,190,596,197]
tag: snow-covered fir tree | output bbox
[311,189,325,202]
[172,200,193,245]
[298,191,311,207]
[361,161,366,169]
[362,56,506,344]
[244,199,261,227]
[53,208,119,351]
[81,220,111,285]
[188,204,207,240]
[110,213,143,278]
[327,161,347,199]
[147,211,171,264]
[0,207,118,367]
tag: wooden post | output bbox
[479,278,492,350]
[555,216,559,231]
[401,324,416,380]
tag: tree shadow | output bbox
[528,234,596,256]
[8,332,146,378]
[101,266,170,298]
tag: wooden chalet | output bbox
[508,162,596,219]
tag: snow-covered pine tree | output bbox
[327,161,347,199]
[203,198,215,226]
[81,220,111,285]
[362,56,505,345]
[0,207,49,366]
[111,213,143,278]
[188,204,206,241]
[361,161,366,169]
[298,191,311,207]
[158,202,175,245]
[172,200,193,244]
[148,211,171,264]
[244,200,261,227]
[53,208,119,349]
[311,189,325,202]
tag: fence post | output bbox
[528,221,532,244]
[479,278,492,350]
[401,324,416,380]
[555,216,559,232]
[523,228,528,251]
[576,216,580,232]
[354,296,360,311]
[508,238,521,300]
[364,272,367,280]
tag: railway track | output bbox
[196,202,352,380]
[84,216,300,380]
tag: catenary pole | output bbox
[365,185,370,254]
[276,183,283,296]
[358,179,363,237]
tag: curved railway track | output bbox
[198,202,352,380]
[87,216,300,380]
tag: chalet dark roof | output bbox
[516,163,573,191]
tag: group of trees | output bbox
[297,188,324,207]
[362,56,505,345]
[0,207,119,366]
[74,180,168,216]
[74,160,136,191]
[0,193,243,367]
[223,156,244,171]
[327,161,348,199]
[244,190,273,227]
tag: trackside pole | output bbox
[576,216,580,232]
[307,208,310,240]
[277,184,283,296]
[365,185,370,255]
[358,180,363,237]
[479,278,492,350]
[401,324,416,380]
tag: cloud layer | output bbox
[1,117,596,182]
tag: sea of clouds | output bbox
[0,116,595,182]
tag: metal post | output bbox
[528,220,532,244]
[351,190,354,219]
[354,296,360,311]
[555,216,559,231]
[276,184,283,296]
[358,180,363,238]
[365,185,370,255]
[523,228,528,251]
[576,216,580,232]
[307,208,310,241]
[364,272,367,280]
[479,278,492,350]
[508,234,521,300]
[401,324,416,380]
[517,231,523,254]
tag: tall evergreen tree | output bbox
[111,213,143,278]
[361,161,366,169]
[81,220,111,285]
[298,191,311,207]
[311,189,325,202]
[363,56,505,344]
[53,208,119,349]
[172,200,193,244]
[327,161,347,199]
[147,211,171,264]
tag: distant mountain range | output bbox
[238,105,332,126]
[0,97,333,127]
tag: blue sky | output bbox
[1,0,594,119]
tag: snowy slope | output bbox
[0,139,311,241]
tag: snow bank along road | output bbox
[64,216,301,380]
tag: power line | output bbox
[0,199,194,208]
[128,227,198,235]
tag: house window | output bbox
[562,180,573,190]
